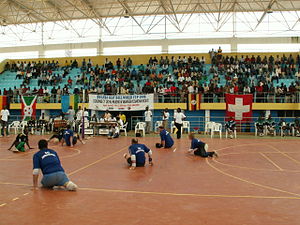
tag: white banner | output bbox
[88,94,154,111]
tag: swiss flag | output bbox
[225,94,253,122]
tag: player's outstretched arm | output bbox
[148,150,153,166]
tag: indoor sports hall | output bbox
[0,1,300,225]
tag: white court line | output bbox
[12,197,19,201]
[173,148,177,152]
[0,203,7,207]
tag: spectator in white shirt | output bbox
[144,106,152,134]
[162,108,170,130]
[1,106,10,137]
[174,108,186,139]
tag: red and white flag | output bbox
[225,94,253,121]
[21,96,37,121]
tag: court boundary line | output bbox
[1,181,300,201]
[206,158,300,198]
[68,146,128,176]
[0,148,81,161]
[266,144,300,165]
[260,153,283,171]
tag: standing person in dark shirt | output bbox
[187,133,218,158]
[8,129,33,152]
[32,139,77,190]
[124,139,153,170]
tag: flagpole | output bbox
[81,90,85,140]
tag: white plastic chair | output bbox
[211,123,222,139]
[135,122,146,137]
[120,122,128,136]
[225,128,237,139]
[182,121,190,133]
[205,122,215,135]
[155,121,163,131]
[9,121,20,134]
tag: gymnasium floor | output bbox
[1,134,300,225]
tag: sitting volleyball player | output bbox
[156,126,174,148]
[32,139,77,191]
[108,124,120,139]
[225,117,236,139]
[62,125,84,146]
[47,128,65,143]
[187,133,218,158]
[124,138,153,170]
[8,128,33,152]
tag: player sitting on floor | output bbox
[61,125,84,146]
[264,115,276,135]
[187,133,218,158]
[256,116,265,136]
[8,128,33,152]
[124,138,153,170]
[225,117,236,139]
[108,124,120,139]
[156,126,174,148]
[47,128,65,143]
[32,139,77,191]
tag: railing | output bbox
[6,92,300,104]
[130,116,296,133]
[2,115,297,135]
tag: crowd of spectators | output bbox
[2,49,300,103]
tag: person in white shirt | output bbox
[174,108,186,139]
[144,106,152,134]
[162,108,170,130]
[1,106,10,137]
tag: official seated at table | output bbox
[103,110,112,121]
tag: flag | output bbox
[21,96,37,121]
[225,94,253,122]
[0,96,10,110]
[61,95,79,113]
[188,94,201,111]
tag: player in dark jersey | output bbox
[156,126,174,148]
[32,139,77,191]
[124,139,153,170]
[8,129,33,152]
[187,133,218,158]
[47,128,65,143]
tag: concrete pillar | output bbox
[38,45,45,58]
[97,39,104,56]
[161,40,168,54]
[230,39,238,53]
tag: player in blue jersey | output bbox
[62,125,74,147]
[124,138,153,170]
[32,139,77,191]
[156,126,174,148]
[187,133,218,158]
[225,117,236,139]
